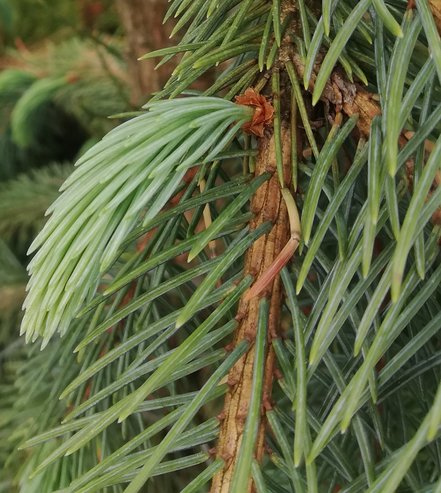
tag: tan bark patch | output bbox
[210,128,292,492]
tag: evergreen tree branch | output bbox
[211,125,292,492]
[289,52,381,138]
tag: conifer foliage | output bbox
[5,0,441,492]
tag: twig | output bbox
[211,126,293,492]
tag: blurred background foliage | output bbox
[0,0,120,50]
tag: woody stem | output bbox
[210,126,292,492]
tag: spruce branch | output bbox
[211,125,293,492]
[289,52,381,138]
[10,0,441,491]
[20,98,254,346]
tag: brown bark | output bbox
[288,0,441,137]
[429,0,441,33]
[290,52,381,138]
[210,128,292,493]
[116,0,173,105]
